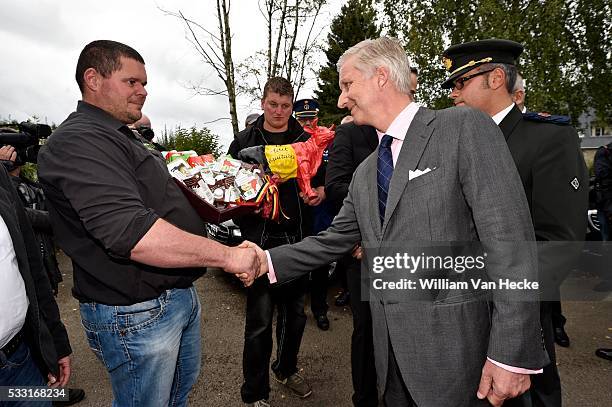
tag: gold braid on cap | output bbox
[448,57,493,75]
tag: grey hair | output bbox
[480,62,517,94]
[337,37,413,96]
[513,72,525,92]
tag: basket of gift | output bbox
[165,119,335,224]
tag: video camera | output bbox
[0,122,52,165]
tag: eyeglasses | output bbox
[452,69,495,90]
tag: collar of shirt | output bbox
[77,101,135,136]
[375,101,420,166]
[491,103,516,125]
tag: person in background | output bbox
[444,38,588,407]
[512,71,573,349]
[128,113,166,151]
[512,73,526,113]
[409,66,418,99]
[229,79,318,406]
[325,119,379,406]
[0,161,73,406]
[293,98,334,331]
[245,113,260,130]
[0,144,86,406]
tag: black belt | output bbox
[0,329,24,361]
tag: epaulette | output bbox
[522,112,570,125]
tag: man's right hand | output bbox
[223,245,260,284]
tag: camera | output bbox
[0,122,52,165]
[135,125,155,142]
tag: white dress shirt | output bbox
[491,103,516,125]
[0,214,28,349]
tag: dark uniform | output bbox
[325,122,379,407]
[293,98,335,330]
[443,39,589,407]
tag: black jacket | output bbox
[0,164,71,377]
[228,115,321,246]
[500,106,588,243]
[594,143,612,214]
[325,122,378,214]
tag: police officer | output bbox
[442,39,589,407]
[293,98,333,331]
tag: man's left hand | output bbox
[0,145,16,162]
[476,360,531,406]
[300,186,325,206]
[47,356,71,388]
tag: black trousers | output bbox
[241,233,308,403]
[343,255,379,407]
[241,276,308,402]
[550,301,566,329]
[310,265,329,317]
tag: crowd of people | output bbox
[0,34,609,407]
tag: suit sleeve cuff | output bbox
[265,250,277,284]
[487,357,543,374]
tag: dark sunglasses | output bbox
[453,68,495,90]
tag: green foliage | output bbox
[20,163,38,182]
[160,126,223,157]
[314,0,380,125]
[380,0,612,126]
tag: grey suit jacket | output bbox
[269,106,548,406]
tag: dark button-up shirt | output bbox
[38,101,205,305]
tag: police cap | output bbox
[441,39,523,89]
[293,98,319,119]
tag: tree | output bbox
[314,0,380,125]
[567,0,612,126]
[237,0,328,102]
[160,126,223,157]
[163,1,239,134]
[380,0,611,125]
[166,1,330,130]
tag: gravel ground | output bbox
[54,252,611,406]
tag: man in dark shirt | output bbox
[37,40,258,406]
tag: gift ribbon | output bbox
[225,175,286,222]
[253,175,288,222]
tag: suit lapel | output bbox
[383,107,435,232]
[498,106,522,141]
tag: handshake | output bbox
[223,241,269,287]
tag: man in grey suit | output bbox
[237,37,548,407]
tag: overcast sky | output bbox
[0,0,343,148]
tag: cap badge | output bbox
[443,57,452,71]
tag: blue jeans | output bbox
[80,286,201,407]
[0,341,51,407]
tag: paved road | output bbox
[55,253,611,406]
